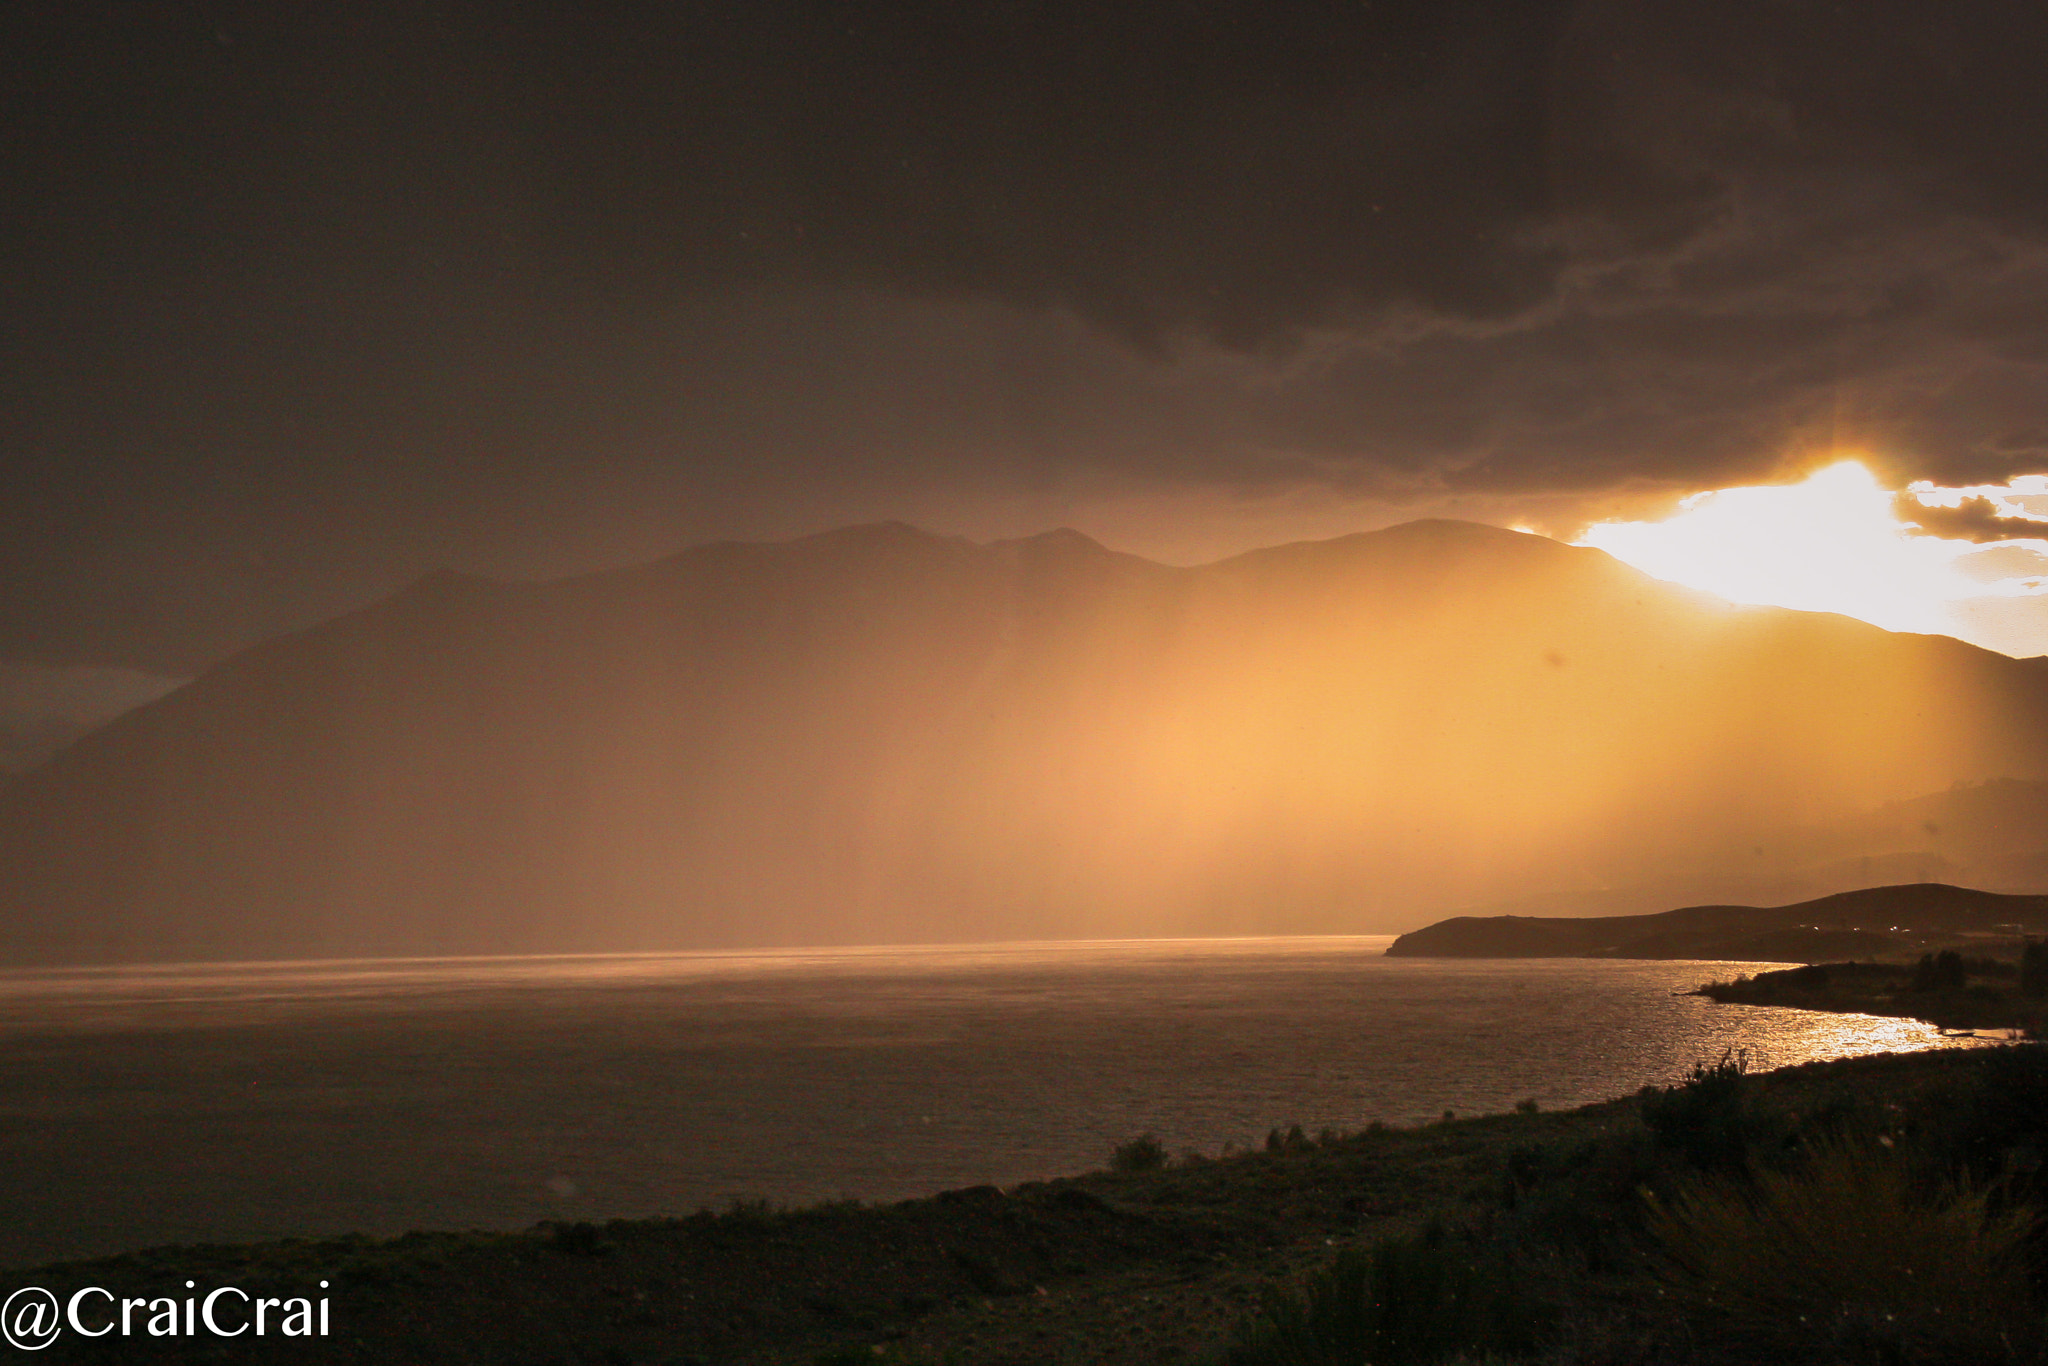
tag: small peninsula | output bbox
[1386,882,2048,962]
[1694,951,2048,1033]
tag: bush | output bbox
[545,1220,614,1256]
[1641,1049,1776,1173]
[1937,1042,2048,1183]
[2023,941,2048,999]
[1788,962,1830,990]
[1500,1130,1662,1274]
[1646,1135,2039,1364]
[1265,1125,1311,1154]
[1111,1133,1167,1172]
[1226,1226,1538,1366]
[1912,950,1968,994]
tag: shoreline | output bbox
[12,1045,2038,1365]
[1696,958,2048,1035]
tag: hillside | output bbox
[1385,882,2048,960]
[14,1048,2042,1366]
[1448,778,2048,923]
[5,520,2048,963]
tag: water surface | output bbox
[0,937,1980,1267]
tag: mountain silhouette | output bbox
[4,520,2046,963]
[1384,882,2048,960]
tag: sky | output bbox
[8,0,2048,687]
[1580,462,2048,658]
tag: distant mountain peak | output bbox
[1375,517,1542,539]
[1359,518,1600,559]
[987,527,1127,563]
[1205,516,1595,581]
[994,526,1110,554]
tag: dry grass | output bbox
[1646,1135,2040,1364]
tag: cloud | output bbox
[8,1,2048,667]
[1897,494,2048,543]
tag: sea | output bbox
[0,936,1988,1269]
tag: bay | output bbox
[0,936,1980,1267]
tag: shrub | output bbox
[1938,949,1966,991]
[1501,1130,1662,1274]
[1938,1042,2048,1183]
[1641,1049,1776,1173]
[1499,1141,1553,1204]
[1912,950,1968,994]
[1265,1125,1311,1153]
[1788,962,1830,990]
[2023,941,2048,999]
[1226,1226,1538,1366]
[1111,1133,1167,1172]
[1646,1135,2039,1363]
[545,1220,614,1256]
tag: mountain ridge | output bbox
[4,519,2046,964]
[1383,882,2048,961]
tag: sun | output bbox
[1574,461,2048,656]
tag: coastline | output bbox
[10,1045,2031,1365]
[1696,958,2047,1035]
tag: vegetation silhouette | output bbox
[27,1047,2048,1364]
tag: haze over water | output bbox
[0,937,1981,1268]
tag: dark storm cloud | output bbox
[1898,494,2048,544]
[6,0,2048,667]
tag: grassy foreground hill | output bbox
[16,1044,2048,1365]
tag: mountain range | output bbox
[4,519,2047,964]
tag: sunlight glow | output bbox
[1576,461,2048,656]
